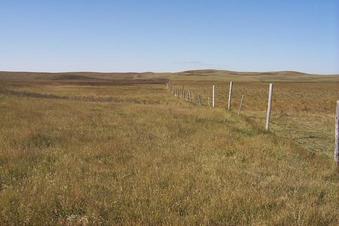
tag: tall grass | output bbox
[0,82,338,225]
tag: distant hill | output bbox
[175,69,339,82]
[178,69,332,77]
[0,69,338,83]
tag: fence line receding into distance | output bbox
[167,81,338,167]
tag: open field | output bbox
[0,71,338,225]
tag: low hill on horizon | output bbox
[0,69,338,84]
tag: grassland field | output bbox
[0,70,338,225]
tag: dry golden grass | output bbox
[0,72,338,225]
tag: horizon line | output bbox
[1,69,339,76]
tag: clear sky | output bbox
[0,0,338,74]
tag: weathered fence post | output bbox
[212,85,215,108]
[227,81,233,111]
[335,100,339,167]
[265,83,273,131]
[238,95,244,115]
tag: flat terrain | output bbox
[0,71,338,225]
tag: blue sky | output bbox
[0,0,338,74]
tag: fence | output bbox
[167,81,339,167]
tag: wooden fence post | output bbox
[228,81,233,111]
[212,85,215,108]
[238,95,244,115]
[335,100,339,167]
[265,83,273,131]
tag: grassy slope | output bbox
[0,80,338,225]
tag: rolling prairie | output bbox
[0,71,338,225]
